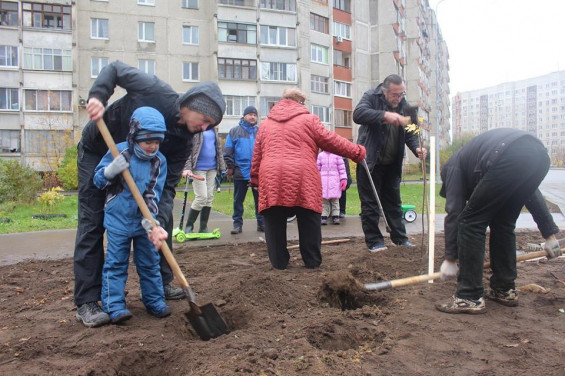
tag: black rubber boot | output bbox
[199,207,212,233]
[184,208,200,233]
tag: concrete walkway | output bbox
[1,210,563,266]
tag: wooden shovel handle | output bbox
[96,119,191,291]
[365,250,552,292]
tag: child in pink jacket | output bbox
[317,151,347,225]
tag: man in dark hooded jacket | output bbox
[353,74,426,252]
[74,61,225,327]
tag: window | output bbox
[0,1,18,26]
[182,25,199,45]
[0,45,18,67]
[0,87,18,110]
[24,130,72,156]
[259,0,296,11]
[0,129,20,153]
[333,50,350,68]
[334,80,351,97]
[182,62,199,81]
[182,0,198,8]
[91,57,108,77]
[218,0,249,5]
[311,44,329,64]
[24,89,72,111]
[138,22,155,42]
[218,58,257,80]
[22,2,71,30]
[333,0,350,12]
[224,95,255,116]
[91,18,109,39]
[260,96,280,117]
[260,25,296,47]
[310,13,329,34]
[335,109,352,127]
[260,62,296,82]
[138,59,155,75]
[311,75,329,94]
[333,21,351,39]
[23,48,72,71]
[218,22,256,44]
[311,106,330,123]
[138,0,155,5]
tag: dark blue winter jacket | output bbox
[223,119,258,180]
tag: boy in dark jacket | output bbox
[75,61,225,327]
[93,107,170,323]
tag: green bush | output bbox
[58,145,78,190]
[0,159,43,204]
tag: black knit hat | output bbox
[243,106,258,116]
[183,94,223,124]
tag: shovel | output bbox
[361,159,391,232]
[96,119,228,341]
[364,249,551,291]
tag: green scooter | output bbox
[173,174,221,242]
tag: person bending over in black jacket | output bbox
[436,128,562,315]
[74,61,225,328]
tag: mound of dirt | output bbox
[1,231,564,375]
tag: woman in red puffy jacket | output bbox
[250,88,366,270]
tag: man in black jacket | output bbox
[436,128,561,314]
[74,61,226,327]
[353,74,426,252]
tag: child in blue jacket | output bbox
[93,107,170,323]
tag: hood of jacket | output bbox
[127,106,167,151]
[176,81,226,127]
[267,99,310,123]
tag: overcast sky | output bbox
[428,0,565,96]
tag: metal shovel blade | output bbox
[185,302,229,341]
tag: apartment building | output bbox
[0,0,450,172]
[452,70,565,164]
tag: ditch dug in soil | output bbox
[0,231,564,375]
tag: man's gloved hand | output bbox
[440,259,458,281]
[220,170,227,181]
[544,235,563,259]
[340,179,347,191]
[104,155,129,179]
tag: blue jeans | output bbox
[232,179,263,228]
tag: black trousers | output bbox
[262,206,321,270]
[456,137,550,300]
[356,163,408,248]
[73,143,173,306]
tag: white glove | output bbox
[544,235,562,259]
[440,260,458,281]
[104,155,129,179]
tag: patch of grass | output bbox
[203,183,445,219]
[0,195,78,234]
[0,183,444,233]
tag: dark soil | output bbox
[1,231,564,375]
